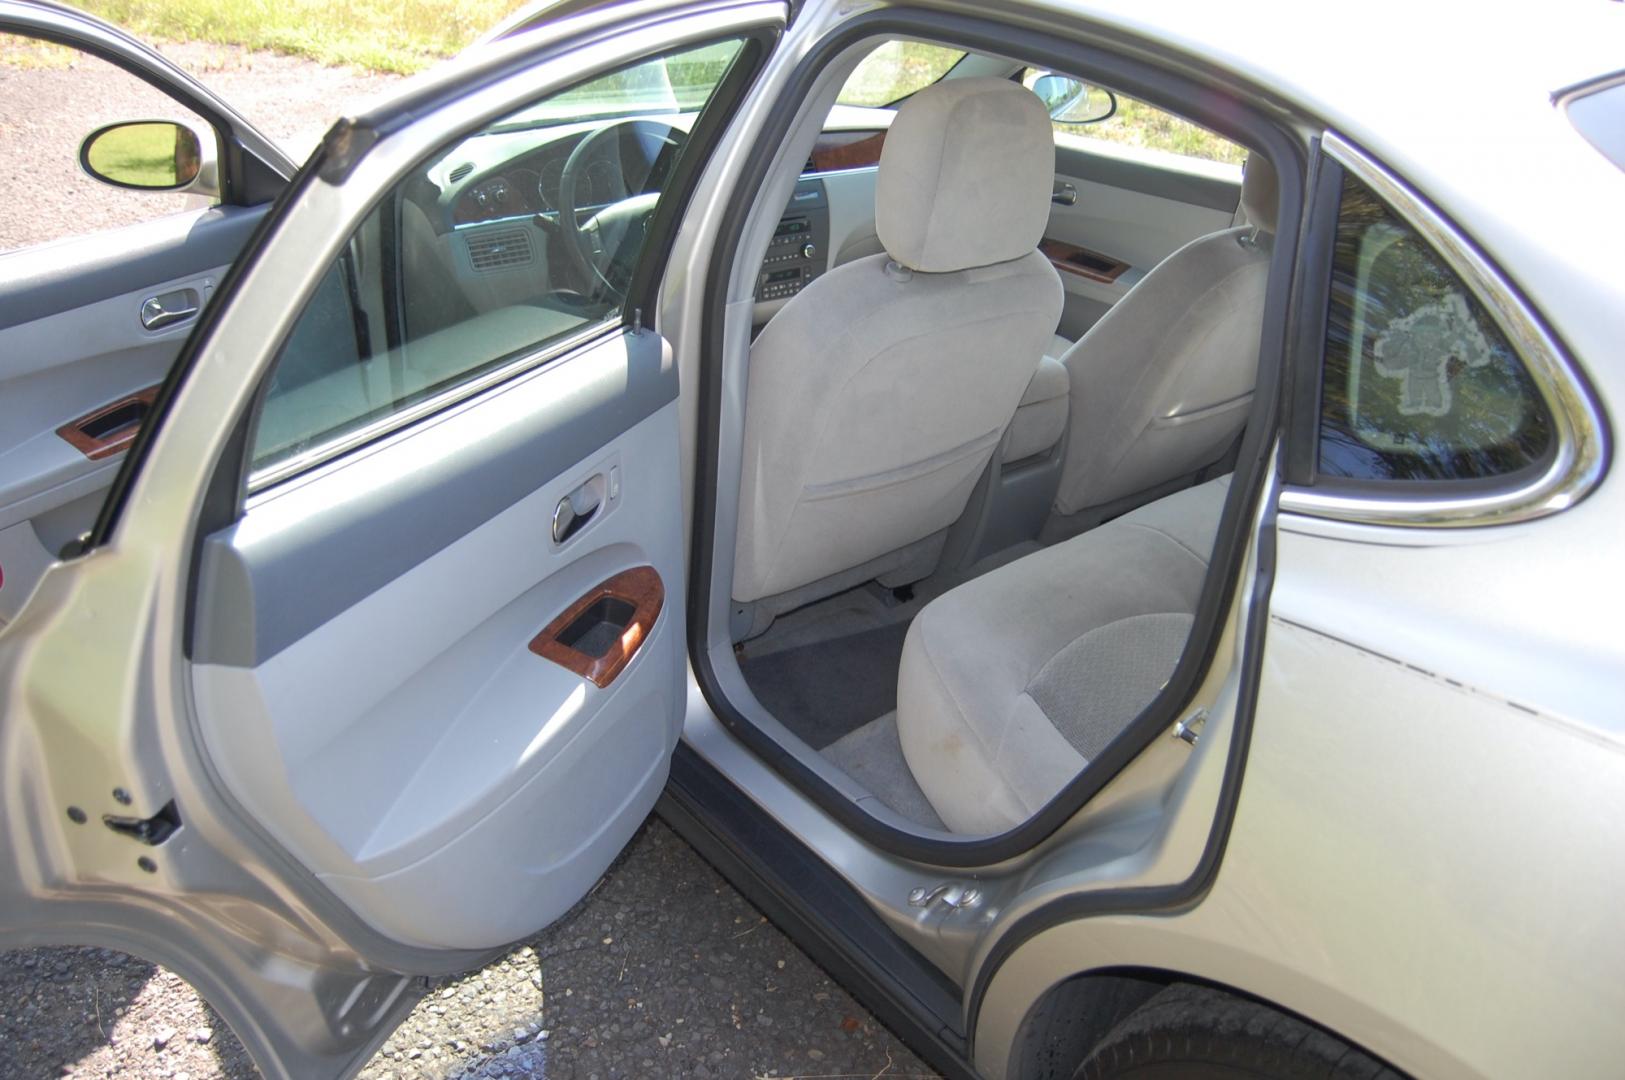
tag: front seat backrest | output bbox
[732,77,1064,604]
[1051,153,1277,518]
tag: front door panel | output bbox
[1044,142,1240,340]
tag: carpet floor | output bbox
[737,619,912,750]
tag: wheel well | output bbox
[1006,967,1406,1080]
[1006,969,1171,1080]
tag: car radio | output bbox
[755,178,829,304]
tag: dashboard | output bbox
[452,158,620,226]
[749,128,890,310]
[448,121,682,228]
[756,177,832,304]
[430,117,883,328]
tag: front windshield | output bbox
[495,40,742,130]
[836,40,964,108]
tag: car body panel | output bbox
[973,500,1625,1080]
[2,1,1622,1078]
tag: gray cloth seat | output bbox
[1050,156,1276,518]
[1045,333,1074,364]
[733,77,1063,606]
[895,476,1230,834]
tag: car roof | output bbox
[1058,0,1625,391]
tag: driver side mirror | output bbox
[79,120,220,199]
[1029,73,1117,125]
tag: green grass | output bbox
[76,0,529,73]
[84,121,195,187]
[1061,95,1247,167]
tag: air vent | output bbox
[448,162,474,184]
[466,227,534,273]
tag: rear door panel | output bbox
[0,4,783,1077]
[191,329,685,949]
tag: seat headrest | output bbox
[1240,152,1278,234]
[875,76,1054,273]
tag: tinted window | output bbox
[248,39,744,478]
[1318,172,1552,482]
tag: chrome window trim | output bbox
[799,164,877,180]
[1279,130,1609,528]
[246,318,621,493]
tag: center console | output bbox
[755,177,830,304]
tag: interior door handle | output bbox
[552,474,605,545]
[140,288,200,331]
[1052,180,1078,206]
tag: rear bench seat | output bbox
[895,476,1230,834]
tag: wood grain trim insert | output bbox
[529,566,664,689]
[56,385,161,461]
[808,130,887,173]
[1039,238,1131,284]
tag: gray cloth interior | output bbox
[1239,152,1278,234]
[1051,227,1266,517]
[1028,611,1195,760]
[821,712,946,831]
[738,620,912,749]
[895,477,1230,834]
[875,76,1055,273]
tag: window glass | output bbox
[835,41,963,108]
[249,38,745,477]
[1318,171,1552,482]
[0,34,218,253]
[1019,68,1243,166]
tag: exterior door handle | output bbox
[140,288,200,331]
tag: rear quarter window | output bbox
[1318,171,1554,483]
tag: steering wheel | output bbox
[556,119,685,299]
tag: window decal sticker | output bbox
[1371,292,1491,417]
[1317,172,1553,482]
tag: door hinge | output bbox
[908,881,981,910]
[102,800,182,846]
[1173,708,1209,746]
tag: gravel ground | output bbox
[0,40,401,251]
[0,41,938,1080]
[1,819,937,1080]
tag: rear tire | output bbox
[1071,983,1402,1080]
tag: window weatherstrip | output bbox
[1278,130,1608,527]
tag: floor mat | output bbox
[822,712,946,831]
[738,619,912,750]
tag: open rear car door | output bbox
[0,3,784,1077]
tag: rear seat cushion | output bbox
[895,476,1230,834]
